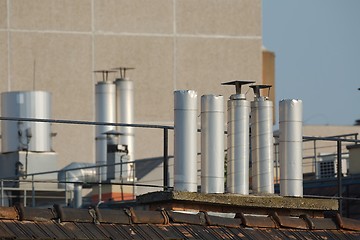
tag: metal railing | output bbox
[0,117,359,216]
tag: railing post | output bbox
[23,189,27,207]
[98,165,102,203]
[31,175,35,207]
[337,140,343,216]
[163,128,169,191]
[1,180,3,207]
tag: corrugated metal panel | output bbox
[37,221,72,239]
[60,222,91,239]
[0,221,16,239]
[2,221,30,239]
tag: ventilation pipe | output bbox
[73,183,83,208]
[222,81,255,194]
[94,70,116,182]
[113,67,135,181]
[174,90,198,192]
[250,85,274,194]
[201,94,224,193]
[279,99,303,197]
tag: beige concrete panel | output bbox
[95,0,173,34]
[11,0,91,31]
[0,0,7,29]
[10,32,94,167]
[94,35,174,122]
[0,32,8,93]
[176,0,261,36]
[176,37,262,102]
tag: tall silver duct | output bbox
[95,70,116,181]
[113,67,135,181]
[222,81,255,194]
[174,90,198,192]
[201,94,224,193]
[250,85,274,194]
[1,91,52,153]
[279,99,303,197]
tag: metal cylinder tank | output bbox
[115,78,134,181]
[201,95,224,193]
[1,91,52,153]
[279,99,303,197]
[174,90,198,192]
[226,94,251,194]
[95,81,116,181]
[251,97,274,194]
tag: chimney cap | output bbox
[222,80,255,94]
[93,70,117,82]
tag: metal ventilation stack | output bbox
[174,90,198,192]
[201,94,224,193]
[250,85,274,194]
[279,99,303,197]
[0,91,58,189]
[94,70,117,182]
[222,80,254,194]
[113,67,135,181]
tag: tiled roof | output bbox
[0,204,358,239]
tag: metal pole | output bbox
[31,175,35,207]
[64,172,68,206]
[337,140,343,216]
[1,180,3,206]
[163,128,169,190]
[23,189,27,206]
[98,165,102,202]
[313,140,317,174]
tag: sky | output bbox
[262,0,360,126]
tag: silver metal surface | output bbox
[95,81,116,181]
[279,99,303,197]
[73,183,83,208]
[201,95,224,193]
[226,94,251,194]
[174,90,198,192]
[251,97,274,194]
[1,91,52,153]
[115,78,134,181]
[57,162,97,190]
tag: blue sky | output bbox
[262,0,360,126]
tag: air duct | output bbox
[94,70,116,181]
[113,67,135,181]
[201,94,224,193]
[174,90,198,192]
[279,99,303,197]
[222,81,255,194]
[57,162,97,190]
[1,91,52,153]
[250,85,274,194]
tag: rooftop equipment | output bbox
[250,85,274,194]
[94,70,117,182]
[200,94,224,193]
[113,67,135,181]
[1,91,52,153]
[174,90,198,192]
[279,99,303,197]
[222,80,255,194]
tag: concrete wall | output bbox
[0,1,263,170]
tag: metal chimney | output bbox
[94,70,116,182]
[222,80,254,194]
[174,90,198,192]
[201,94,224,193]
[279,99,303,197]
[250,85,274,194]
[113,67,135,181]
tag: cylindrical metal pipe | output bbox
[73,183,83,208]
[115,78,135,181]
[201,95,224,193]
[226,94,251,194]
[251,97,274,194]
[95,81,116,181]
[279,99,303,197]
[174,90,198,192]
[1,91,52,153]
